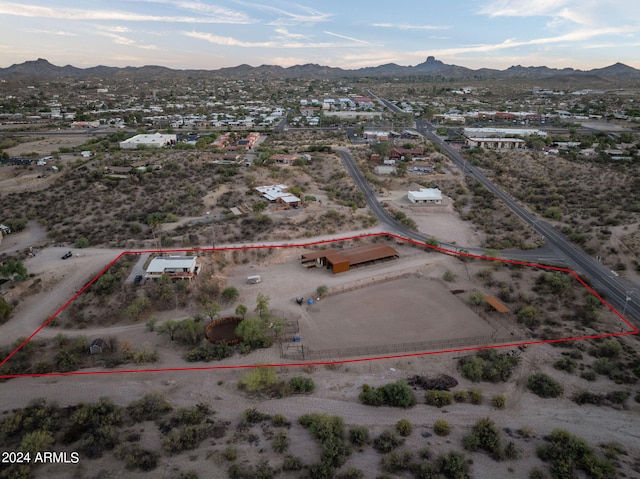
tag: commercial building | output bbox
[119,133,176,149]
[408,188,443,204]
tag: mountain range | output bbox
[1,57,639,81]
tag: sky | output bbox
[1,0,639,71]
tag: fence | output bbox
[280,333,527,362]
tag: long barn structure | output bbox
[301,244,399,274]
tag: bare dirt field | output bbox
[302,277,494,350]
[3,131,94,157]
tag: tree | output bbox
[235,304,248,319]
[157,320,179,341]
[221,287,239,303]
[254,293,270,319]
[235,317,271,349]
[0,297,12,323]
[0,258,28,281]
[396,161,407,177]
[203,302,221,322]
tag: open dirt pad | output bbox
[301,277,495,350]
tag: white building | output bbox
[408,188,443,205]
[145,256,201,280]
[255,185,301,208]
[463,128,546,138]
[119,133,177,149]
[466,138,526,150]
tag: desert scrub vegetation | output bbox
[359,381,417,408]
[298,413,351,477]
[458,349,521,382]
[527,372,564,398]
[537,429,617,478]
[473,147,640,266]
[462,417,521,461]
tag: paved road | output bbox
[355,91,640,325]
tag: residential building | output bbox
[145,255,201,280]
[255,185,301,208]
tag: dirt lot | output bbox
[302,277,494,349]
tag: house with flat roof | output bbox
[145,255,201,280]
[119,133,176,149]
[256,185,301,208]
[408,188,443,205]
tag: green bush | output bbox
[373,430,405,453]
[435,451,470,478]
[458,350,520,383]
[492,394,507,409]
[282,455,304,471]
[299,414,350,470]
[527,373,563,398]
[238,367,278,393]
[127,393,172,422]
[272,414,290,427]
[554,357,577,374]
[185,342,233,362]
[348,425,370,448]
[359,381,416,408]
[425,390,452,408]
[537,429,616,479]
[289,376,315,394]
[462,417,504,461]
[381,451,413,473]
[453,390,468,402]
[335,467,365,479]
[221,286,239,303]
[433,419,451,436]
[242,407,270,424]
[395,419,413,437]
[115,444,159,471]
[469,389,483,404]
[272,430,289,453]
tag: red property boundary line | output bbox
[1,232,637,379]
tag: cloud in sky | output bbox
[1,0,638,69]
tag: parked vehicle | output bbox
[247,275,262,284]
[134,275,143,284]
[61,251,72,259]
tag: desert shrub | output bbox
[349,425,370,448]
[527,373,563,398]
[462,417,504,461]
[272,430,289,453]
[238,367,278,393]
[223,446,237,461]
[65,398,123,458]
[443,270,456,282]
[492,394,507,409]
[373,430,405,453]
[221,286,239,303]
[590,339,622,358]
[504,441,522,460]
[468,389,483,404]
[0,297,12,323]
[235,317,272,349]
[272,414,290,427]
[529,466,548,479]
[435,451,470,478]
[228,460,276,479]
[395,419,413,437]
[453,390,468,402]
[185,342,233,362]
[381,450,413,473]
[173,403,211,426]
[433,419,451,436]
[115,444,159,471]
[242,407,270,424]
[458,350,520,383]
[282,455,304,471]
[554,357,577,374]
[572,391,604,406]
[537,429,616,479]
[162,424,210,454]
[425,390,452,408]
[20,430,54,455]
[127,393,173,422]
[299,413,350,470]
[289,376,315,394]
[359,381,416,408]
[335,467,364,479]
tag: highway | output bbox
[355,91,640,326]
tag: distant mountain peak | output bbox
[0,57,638,81]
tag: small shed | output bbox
[89,338,104,354]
